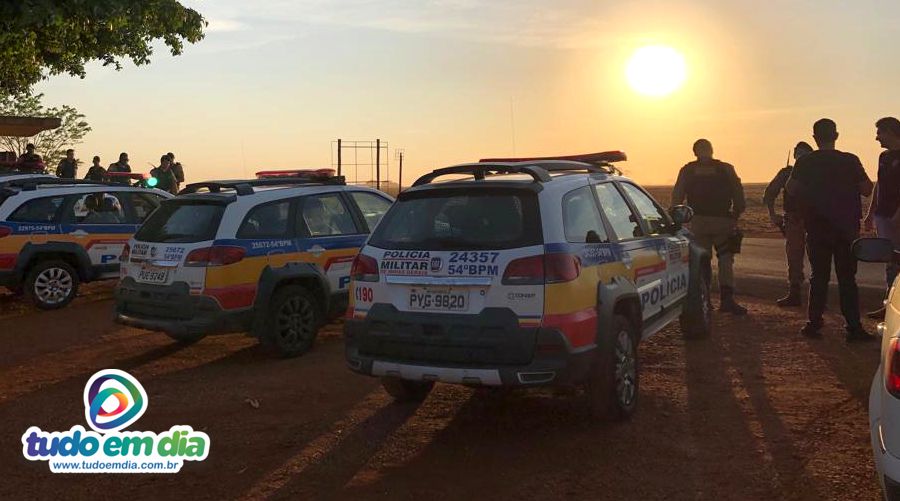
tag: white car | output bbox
[854,238,900,499]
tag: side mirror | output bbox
[669,205,694,226]
[852,238,895,263]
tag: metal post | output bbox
[337,139,342,176]
[398,151,403,192]
[376,138,381,191]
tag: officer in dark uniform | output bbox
[56,149,78,179]
[763,141,814,306]
[84,156,106,182]
[17,143,43,171]
[150,155,179,195]
[672,139,748,315]
[787,118,874,341]
[107,152,131,184]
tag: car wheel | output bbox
[25,260,79,310]
[680,260,712,339]
[587,314,639,421]
[261,285,320,358]
[381,377,434,402]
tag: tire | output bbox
[260,285,320,358]
[24,260,79,310]
[587,314,639,421]
[381,377,434,402]
[164,332,206,345]
[680,259,712,339]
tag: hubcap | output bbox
[275,296,315,347]
[34,267,73,305]
[615,329,637,407]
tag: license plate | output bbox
[409,287,469,312]
[137,267,169,284]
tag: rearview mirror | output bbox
[669,205,694,226]
[852,237,895,263]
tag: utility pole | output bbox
[375,138,381,191]
[395,148,405,193]
[337,138,342,176]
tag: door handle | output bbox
[69,230,88,237]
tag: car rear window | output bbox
[368,189,541,250]
[134,202,224,243]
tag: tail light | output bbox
[886,338,900,398]
[0,226,11,238]
[120,243,130,262]
[502,254,581,285]
[351,254,379,282]
[185,246,246,267]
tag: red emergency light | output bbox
[479,151,627,164]
[255,169,336,179]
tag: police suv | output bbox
[0,177,172,309]
[114,171,394,357]
[344,153,712,419]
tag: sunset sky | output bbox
[34,0,900,186]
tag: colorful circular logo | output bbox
[83,369,148,433]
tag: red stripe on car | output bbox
[205,284,258,310]
[542,307,598,348]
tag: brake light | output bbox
[545,253,581,283]
[185,246,246,267]
[120,243,130,262]
[0,226,10,238]
[502,254,580,285]
[351,254,379,282]
[886,338,900,398]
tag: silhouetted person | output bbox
[108,152,131,184]
[84,156,106,182]
[167,152,184,191]
[672,139,748,315]
[56,149,77,179]
[863,117,900,319]
[764,141,814,306]
[17,143,43,172]
[150,154,178,195]
[787,118,874,341]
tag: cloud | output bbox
[205,18,247,33]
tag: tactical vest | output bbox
[682,160,734,217]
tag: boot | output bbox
[846,324,877,343]
[719,286,748,315]
[776,284,802,307]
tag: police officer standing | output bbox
[167,152,185,192]
[672,139,748,315]
[787,118,874,341]
[84,156,106,182]
[150,155,179,195]
[763,141,814,306]
[56,149,78,179]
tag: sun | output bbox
[626,45,687,97]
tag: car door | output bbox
[62,191,132,277]
[618,182,690,317]
[593,182,665,323]
[295,192,368,297]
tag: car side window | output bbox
[8,196,66,223]
[349,191,392,231]
[562,186,608,243]
[594,183,644,240]
[237,200,291,239]
[71,193,127,224]
[619,183,671,236]
[299,193,359,237]
[128,193,165,223]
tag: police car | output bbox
[0,177,172,309]
[114,170,394,357]
[344,152,712,419]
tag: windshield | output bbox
[134,202,224,243]
[368,189,541,250]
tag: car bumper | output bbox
[344,305,595,387]
[114,278,252,335]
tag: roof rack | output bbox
[255,168,336,179]
[412,163,552,187]
[180,175,347,196]
[478,151,626,176]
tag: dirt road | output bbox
[0,281,885,500]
